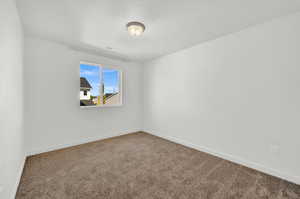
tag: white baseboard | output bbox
[27,130,141,156]
[12,155,26,199]
[145,131,300,185]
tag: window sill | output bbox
[80,104,123,108]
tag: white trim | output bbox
[27,130,140,156]
[12,155,26,199]
[145,131,300,185]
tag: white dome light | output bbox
[126,21,145,36]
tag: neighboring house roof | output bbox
[105,93,120,105]
[104,93,118,99]
[80,77,92,89]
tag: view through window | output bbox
[80,62,122,107]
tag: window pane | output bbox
[80,63,121,107]
[102,68,121,105]
[80,64,100,106]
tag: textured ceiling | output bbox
[17,0,300,61]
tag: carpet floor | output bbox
[16,132,300,199]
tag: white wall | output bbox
[24,37,143,155]
[143,12,300,184]
[0,0,25,198]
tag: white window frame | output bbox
[80,61,123,108]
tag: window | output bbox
[80,62,122,107]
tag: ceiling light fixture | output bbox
[126,21,145,36]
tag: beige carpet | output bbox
[16,132,300,199]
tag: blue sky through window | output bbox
[103,68,119,94]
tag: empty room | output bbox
[1,0,300,198]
